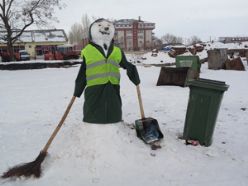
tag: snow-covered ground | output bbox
[125,47,208,65]
[0,61,248,186]
[126,51,176,65]
[0,59,82,65]
[205,41,248,50]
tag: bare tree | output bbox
[152,36,163,49]
[161,33,183,45]
[81,14,91,39]
[68,14,91,45]
[68,23,83,44]
[188,35,202,45]
[0,0,63,60]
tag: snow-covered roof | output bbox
[0,29,68,44]
[114,19,155,28]
[172,45,186,48]
[114,19,155,25]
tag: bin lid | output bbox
[187,78,229,91]
[176,55,201,70]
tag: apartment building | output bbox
[219,37,248,43]
[114,17,155,51]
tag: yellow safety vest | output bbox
[81,44,122,87]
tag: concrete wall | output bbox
[207,49,228,70]
[145,30,153,49]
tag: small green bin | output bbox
[183,78,229,146]
[176,55,201,82]
[176,55,201,72]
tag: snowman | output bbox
[73,18,140,124]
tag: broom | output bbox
[1,96,76,178]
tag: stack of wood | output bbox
[168,46,186,58]
[188,44,204,55]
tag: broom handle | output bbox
[42,96,76,153]
[136,85,145,119]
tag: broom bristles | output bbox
[1,151,47,178]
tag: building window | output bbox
[126,30,132,36]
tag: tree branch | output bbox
[0,0,5,10]
[11,11,34,42]
[6,0,14,17]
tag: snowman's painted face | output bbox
[90,19,115,45]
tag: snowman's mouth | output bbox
[100,30,110,35]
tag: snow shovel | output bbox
[135,85,163,144]
[1,96,76,179]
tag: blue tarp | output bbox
[162,46,172,52]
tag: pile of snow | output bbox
[128,41,247,66]
[0,63,248,186]
[197,50,208,59]
[205,41,248,50]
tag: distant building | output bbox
[219,37,248,43]
[114,17,155,51]
[0,29,68,58]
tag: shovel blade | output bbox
[135,117,164,144]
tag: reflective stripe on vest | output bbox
[82,44,122,87]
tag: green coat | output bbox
[74,42,140,123]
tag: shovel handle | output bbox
[136,85,145,119]
[42,96,76,153]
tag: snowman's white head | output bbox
[89,18,115,51]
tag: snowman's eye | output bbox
[98,24,101,26]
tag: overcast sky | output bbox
[53,0,248,41]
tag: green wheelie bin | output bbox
[183,78,229,146]
[176,55,201,72]
[176,55,201,83]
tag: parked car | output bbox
[17,50,30,61]
[0,50,30,62]
[44,45,80,60]
[0,52,12,62]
